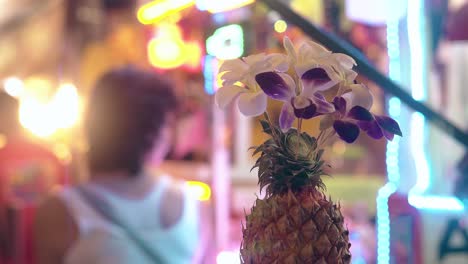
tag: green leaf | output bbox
[248,146,258,151]
[301,132,316,144]
[252,146,264,156]
[316,160,324,169]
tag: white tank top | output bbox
[58,176,200,264]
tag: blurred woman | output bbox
[34,67,208,263]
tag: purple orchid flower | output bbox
[329,96,402,143]
[255,67,337,131]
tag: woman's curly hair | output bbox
[84,66,178,176]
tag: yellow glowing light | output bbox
[147,23,187,69]
[148,38,185,69]
[53,143,72,163]
[18,83,81,138]
[156,22,183,38]
[197,0,254,13]
[184,42,202,70]
[3,77,24,98]
[0,134,7,149]
[274,20,287,33]
[19,97,55,137]
[49,83,80,129]
[186,181,211,201]
[137,0,195,25]
[23,78,53,102]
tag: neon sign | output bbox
[186,181,211,201]
[147,23,202,70]
[137,0,195,25]
[203,55,218,95]
[206,24,244,60]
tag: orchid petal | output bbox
[280,72,297,94]
[341,92,353,111]
[342,83,373,111]
[243,53,267,65]
[267,53,289,72]
[312,93,335,114]
[344,69,358,83]
[219,53,279,90]
[333,53,356,69]
[283,36,297,63]
[320,114,334,131]
[333,96,347,116]
[347,106,373,121]
[375,115,402,137]
[215,85,245,109]
[292,96,311,109]
[323,66,342,82]
[358,121,383,139]
[349,83,373,110]
[383,130,395,141]
[279,103,295,131]
[238,91,267,116]
[301,68,331,83]
[220,71,245,86]
[255,72,295,101]
[219,59,246,73]
[333,120,360,143]
[301,67,339,94]
[302,41,331,57]
[250,59,273,75]
[292,98,317,119]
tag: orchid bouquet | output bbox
[216,36,401,144]
[215,37,402,263]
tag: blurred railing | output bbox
[260,0,468,148]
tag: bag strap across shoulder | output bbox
[76,186,165,263]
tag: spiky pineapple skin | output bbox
[241,187,351,264]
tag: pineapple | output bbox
[214,36,401,263]
[240,119,351,264]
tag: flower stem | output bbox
[318,131,326,147]
[263,112,280,141]
[298,118,303,133]
[263,112,272,126]
[318,129,336,148]
[317,130,324,142]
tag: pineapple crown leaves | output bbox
[251,119,328,197]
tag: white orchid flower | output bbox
[341,83,373,110]
[284,37,357,89]
[215,53,288,116]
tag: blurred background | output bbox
[0,0,467,263]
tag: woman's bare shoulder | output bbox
[159,179,187,229]
[36,194,75,227]
[34,193,78,264]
